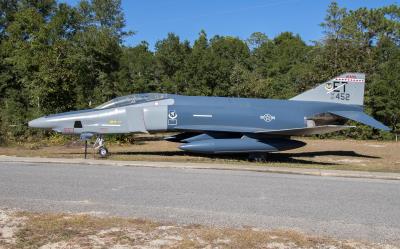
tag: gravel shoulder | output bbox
[1,208,398,249]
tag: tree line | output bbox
[0,0,399,143]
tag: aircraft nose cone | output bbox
[28,117,48,128]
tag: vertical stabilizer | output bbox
[290,73,365,106]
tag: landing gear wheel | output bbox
[248,153,267,162]
[98,146,109,158]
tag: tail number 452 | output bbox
[333,92,351,101]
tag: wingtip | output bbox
[375,123,391,131]
[371,124,391,131]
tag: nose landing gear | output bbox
[81,134,109,159]
[94,136,109,158]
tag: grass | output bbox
[1,210,393,249]
[0,135,399,173]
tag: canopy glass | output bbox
[95,93,168,109]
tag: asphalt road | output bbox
[0,161,399,244]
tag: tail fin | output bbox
[290,73,365,106]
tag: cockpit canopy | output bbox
[95,93,168,109]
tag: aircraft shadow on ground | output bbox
[110,150,380,166]
[111,151,334,165]
[60,147,379,166]
[278,150,380,159]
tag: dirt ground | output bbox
[0,136,399,173]
[0,208,398,249]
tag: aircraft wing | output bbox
[175,125,354,136]
[254,125,354,135]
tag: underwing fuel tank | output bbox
[179,137,306,154]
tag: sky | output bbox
[61,0,399,49]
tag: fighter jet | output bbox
[29,73,390,157]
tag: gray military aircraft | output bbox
[29,73,390,157]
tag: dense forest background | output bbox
[0,0,399,143]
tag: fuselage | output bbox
[28,93,363,135]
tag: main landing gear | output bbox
[248,152,267,162]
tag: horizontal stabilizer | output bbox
[329,111,390,131]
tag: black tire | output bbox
[248,152,267,162]
[98,146,109,158]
